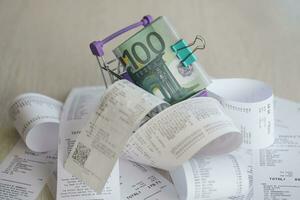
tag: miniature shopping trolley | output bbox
[89,15,210,104]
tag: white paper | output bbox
[274,97,300,133]
[123,97,242,169]
[0,140,56,200]
[170,154,249,200]
[253,97,300,199]
[4,78,298,200]
[47,169,57,198]
[57,86,120,200]
[8,93,63,152]
[64,80,169,192]
[120,159,179,200]
[65,80,242,193]
[214,97,300,200]
[207,78,274,149]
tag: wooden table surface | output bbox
[0,0,299,199]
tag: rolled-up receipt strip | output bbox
[169,79,275,200]
[171,154,250,200]
[1,94,62,200]
[65,79,242,193]
[8,93,63,152]
[207,78,274,149]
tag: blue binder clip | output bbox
[171,35,206,67]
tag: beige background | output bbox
[0,0,299,199]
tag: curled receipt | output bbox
[170,154,250,200]
[9,93,63,152]
[207,78,274,149]
[65,79,242,192]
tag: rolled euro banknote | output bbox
[113,16,210,104]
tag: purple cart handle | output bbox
[90,15,153,57]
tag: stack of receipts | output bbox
[0,78,299,200]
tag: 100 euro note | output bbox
[113,16,210,104]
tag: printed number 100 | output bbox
[122,32,165,69]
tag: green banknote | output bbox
[113,16,210,104]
